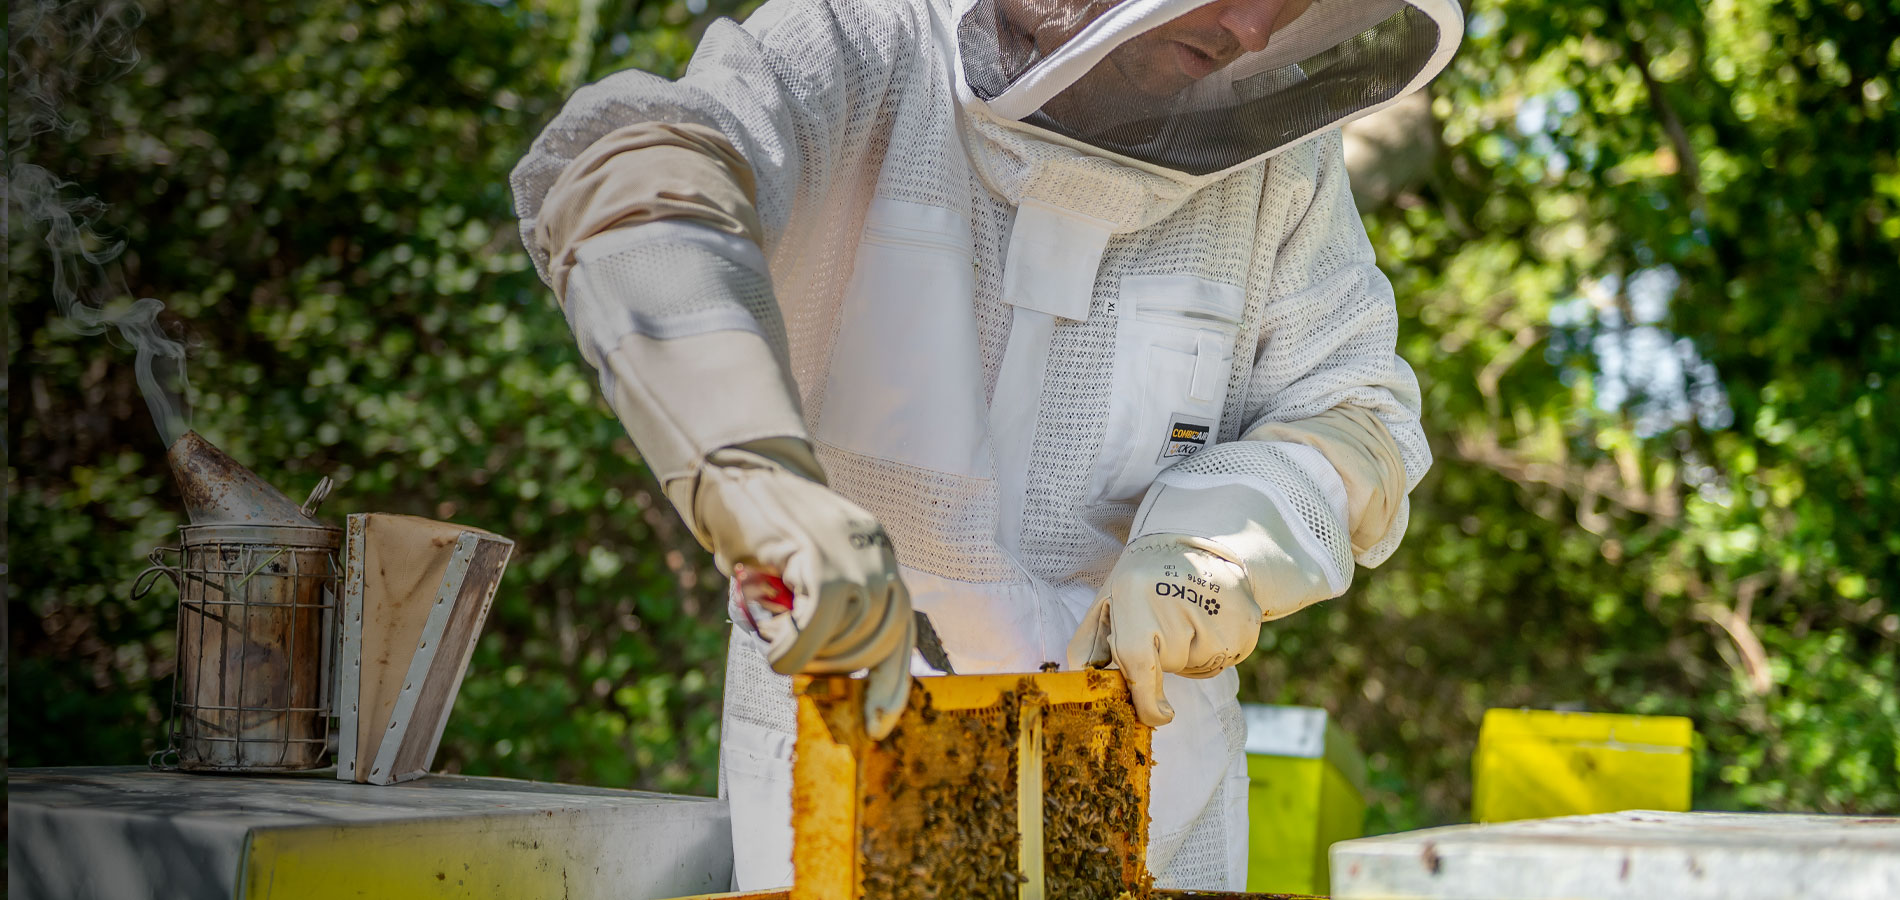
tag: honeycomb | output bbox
[791,671,1154,900]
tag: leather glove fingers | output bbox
[697,447,914,738]
[1067,534,1261,727]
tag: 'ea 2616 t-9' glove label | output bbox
[1154,559,1223,616]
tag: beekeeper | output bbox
[513,0,1460,889]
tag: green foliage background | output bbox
[9,0,1897,831]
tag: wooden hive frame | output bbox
[791,670,1155,900]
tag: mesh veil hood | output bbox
[951,0,1463,178]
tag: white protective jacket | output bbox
[513,0,1438,889]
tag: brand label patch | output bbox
[1157,414,1213,463]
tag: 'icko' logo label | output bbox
[1156,415,1212,462]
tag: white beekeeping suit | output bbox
[513,0,1461,890]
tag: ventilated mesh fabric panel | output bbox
[1235,130,1431,567]
[1157,440,1354,592]
[1153,737,1247,888]
[569,233,785,355]
[1017,168,1263,586]
[1020,247,1128,584]
[816,439,1022,583]
[722,624,798,735]
[809,172,1026,586]
[969,176,1018,401]
[1013,135,1427,585]
[1365,494,1411,565]
[969,127,1202,234]
[1152,689,1249,889]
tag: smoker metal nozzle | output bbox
[166,430,326,526]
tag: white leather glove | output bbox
[1067,533,1264,727]
[696,441,914,739]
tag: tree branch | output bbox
[1621,26,1703,202]
[1450,428,1681,523]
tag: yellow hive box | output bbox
[1472,708,1694,823]
[1242,704,1366,896]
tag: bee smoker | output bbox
[135,431,340,772]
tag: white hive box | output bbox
[1331,809,1900,900]
[7,766,732,900]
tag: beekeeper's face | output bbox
[1103,0,1314,95]
[1014,0,1315,98]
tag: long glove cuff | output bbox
[564,223,812,540]
[693,439,830,556]
[1130,469,1343,621]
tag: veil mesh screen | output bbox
[959,0,1047,100]
[960,2,1442,176]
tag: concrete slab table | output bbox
[1331,809,1900,900]
[8,765,733,900]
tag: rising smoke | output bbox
[8,0,191,447]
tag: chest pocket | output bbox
[816,198,990,478]
[1088,274,1246,503]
